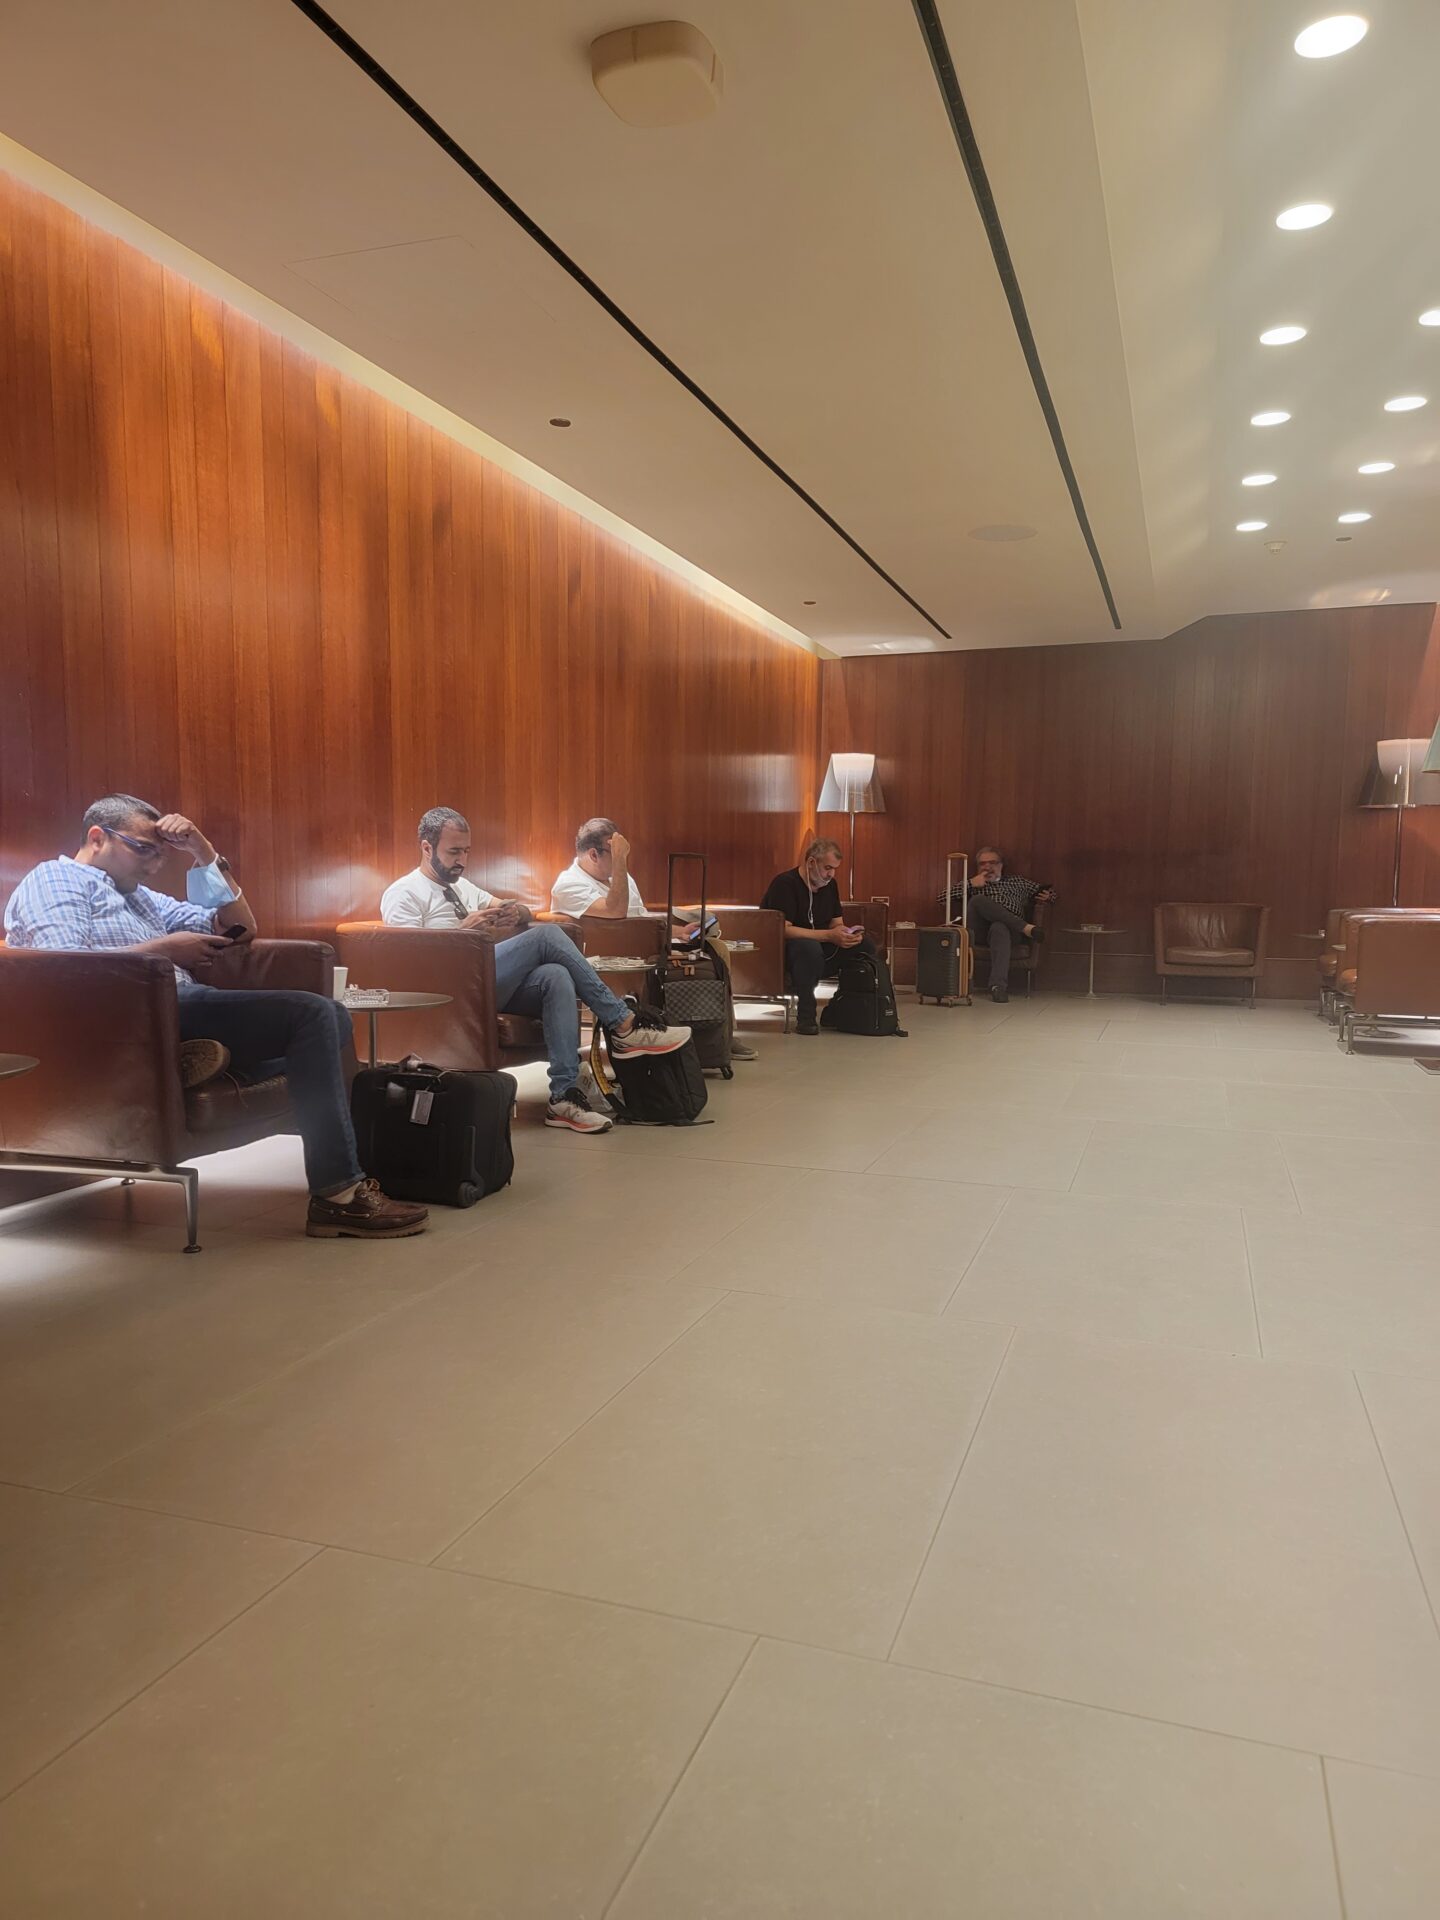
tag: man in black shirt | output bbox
[961,845,1056,1003]
[761,837,897,1036]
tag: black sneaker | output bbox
[796,1013,819,1036]
[990,983,1010,1004]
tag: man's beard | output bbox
[429,857,464,884]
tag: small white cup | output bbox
[331,966,349,1001]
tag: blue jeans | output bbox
[177,985,362,1198]
[492,924,630,1099]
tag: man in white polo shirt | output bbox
[381,807,690,1134]
[550,817,755,1060]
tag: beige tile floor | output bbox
[1,993,1437,1916]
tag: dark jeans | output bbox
[177,984,361,1198]
[966,895,1030,990]
[786,934,880,1019]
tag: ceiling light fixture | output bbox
[1250,410,1291,426]
[1294,16,1369,59]
[803,599,817,606]
[1276,202,1333,230]
[1358,461,1394,474]
[1236,520,1268,532]
[1260,325,1307,345]
[1242,473,1277,486]
[1420,310,1440,328]
[1384,395,1427,411]
[548,416,572,427]
[1338,511,1372,523]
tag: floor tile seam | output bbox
[1351,1373,1440,1647]
[422,1289,734,1568]
[1239,1211,1266,1360]
[883,1652,1432,1776]
[598,1637,760,1918]
[881,1326,1018,1661]
[0,1476,337,1556]
[1274,1131,1305,1216]
[1319,1758,1352,1920]
[1061,1115,1098,1194]
[936,1189,1020,1316]
[0,1544,322,1811]
[59,1262,501,1498]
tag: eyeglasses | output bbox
[104,828,164,862]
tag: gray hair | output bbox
[82,794,159,836]
[418,807,468,847]
[976,844,1003,861]
[802,836,842,864]
[576,816,620,855]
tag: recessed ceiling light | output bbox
[968,523,1038,542]
[1276,203,1333,230]
[1260,325,1307,345]
[1294,16,1369,59]
[1242,473,1277,486]
[1236,520,1268,532]
[1250,410,1291,426]
[1384,395,1427,411]
[802,599,817,606]
[1338,511,1372,523]
[1357,461,1394,474]
[548,416,572,427]
[1420,310,1440,327]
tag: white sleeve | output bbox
[380,877,427,927]
[549,869,601,916]
[466,882,499,910]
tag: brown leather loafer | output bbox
[179,1038,231,1090]
[306,1178,428,1239]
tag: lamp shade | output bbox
[1358,738,1440,809]
[817,752,885,814]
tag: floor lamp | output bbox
[1358,737,1440,905]
[817,752,885,897]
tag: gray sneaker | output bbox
[545,1088,614,1134]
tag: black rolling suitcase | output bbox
[916,925,970,1005]
[350,1061,515,1207]
[656,851,733,1077]
[820,948,907,1035]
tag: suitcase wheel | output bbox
[721,1067,734,1081]
[456,1181,482,1209]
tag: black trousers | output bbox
[786,934,880,1018]
[966,895,1030,990]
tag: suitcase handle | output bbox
[666,851,707,952]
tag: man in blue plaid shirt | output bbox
[5,794,427,1240]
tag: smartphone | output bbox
[224,921,248,940]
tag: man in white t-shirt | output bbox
[550,817,756,1061]
[381,808,691,1133]
[549,817,648,920]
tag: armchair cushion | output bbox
[1165,945,1254,967]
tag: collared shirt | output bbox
[3,856,217,982]
[549,860,647,918]
[379,865,498,929]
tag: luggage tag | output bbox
[410,1089,434,1125]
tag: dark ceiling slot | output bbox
[909,0,1122,629]
[287,0,952,640]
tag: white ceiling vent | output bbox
[590,22,724,127]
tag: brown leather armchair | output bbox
[1332,912,1440,1051]
[1153,903,1269,1005]
[1320,907,1411,1021]
[0,939,338,1251]
[334,919,586,1073]
[665,905,789,1024]
[841,899,891,957]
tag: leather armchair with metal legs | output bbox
[0,938,339,1252]
[1153,903,1269,1005]
[1332,912,1440,1051]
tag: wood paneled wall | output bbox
[0,172,820,936]
[822,606,1440,995]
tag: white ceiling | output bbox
[0,0,1436,653]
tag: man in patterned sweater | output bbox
[957,846,1056,1003]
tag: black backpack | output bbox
[820,950,905,1036]
[592,1015,711,1125]
[350,1063,516,1205]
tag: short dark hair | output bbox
[82,794,160,836]
[576,816,620,855]
[418,807,468,847]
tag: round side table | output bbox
[350,993,452,1068]
[1062,926,1126,999]
[0,1055,39,1079]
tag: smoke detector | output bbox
[1264,539,1286,552]
[590,22,724,126]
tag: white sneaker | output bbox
[608,1012,692,1058]
[545,1089,614,1134]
